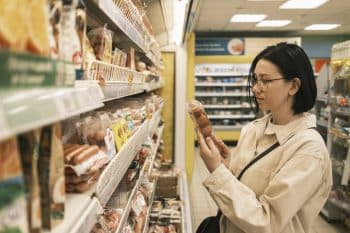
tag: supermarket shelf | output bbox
[144,81,164,92]
[179,171,193,233]
[75,80,144,102]
[142,179,158,233]
[203,104,252,109]
[95,120,149,206]
[195,83,248,87]
[148,124,165,176]
[195,73,249,77]
[317,120,328,128]
[149,103,164,136]
[49,195,102,233]
[329,128,350,140]
[114,160,148,233]
[196,92,248,97]
[213,125,243,131]
[0,86,104,141]
[328,198,350,215]
[215,130,241,141]
[316,97,328,103]
[208,114,255,119]
[85,0,160,67]
[332,109,350,117]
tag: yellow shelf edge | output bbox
[195,55,254,64]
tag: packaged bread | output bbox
[18,130,42,233]
[38,123,65,230]
[0,0,28,51]
[0,138,30,233]
[26,0,50,55]
[87,26,113,63]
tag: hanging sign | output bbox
[196,37,245,55]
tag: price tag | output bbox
[55,91,77,117]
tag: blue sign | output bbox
[196,37,245,55]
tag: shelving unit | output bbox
[194,63,256,140]
[322,40,350,221]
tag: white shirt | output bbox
[203,113,332,233]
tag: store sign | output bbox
[196,37,245,55]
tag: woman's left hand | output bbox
[196,128,222,173]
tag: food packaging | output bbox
[111,47,127,67]
[0,138,30,233]
[18,130,42,233]
[124,47,136,70]
[38,123,65,230]
[87,26,113,63]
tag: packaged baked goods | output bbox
[0,138,30,233]
[18,130,42,233]
[111,47,127,67]
[88,26,113,63]
[0,0,28,51]
[38,123,65,230]
[124,47,136,70]
[187,100,212,137]
[26,0,50,55]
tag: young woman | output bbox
[196,43,332,233]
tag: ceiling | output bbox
[194,0,350,35]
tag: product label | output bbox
[104,128,117,160]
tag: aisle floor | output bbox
[190,148,348,233]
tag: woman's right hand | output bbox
[211,135,231,168]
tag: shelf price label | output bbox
[55,91,77,117]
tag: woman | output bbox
[196,42,332,233]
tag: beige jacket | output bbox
[203,113,332,233]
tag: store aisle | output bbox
[190,147,348,233]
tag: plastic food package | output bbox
[111,47,127,67]
[124,47,136,70]
[88,26,113,63]
[187,100,212,137]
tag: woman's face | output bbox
[252,59,294,113]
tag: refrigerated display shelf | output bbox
[195,83,248,87]
[142,179,158,233]
[208,114,255,119]
[317,120,328,128]
[0,86,104,141]
[203,104,251,109]
[148,124,164,176]
[144,80,164,92]
[179,171,193,233]
[328,198,350,215]
[196,92,249,97]
[95,120,149,206]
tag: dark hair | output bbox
[247,42,316,114]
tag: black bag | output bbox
[195,141,280,233]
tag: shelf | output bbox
[148,124,165,176]
[179,171,193,233]
[329,128,350,140]
[48,195,102,233]
[144,80,164,92]
[142,179,158,233]
[207,114,255,119]
[203,104,252,109]
[0,86,104,141]
[195,83,248,87]
[85,0,161,67]
[95,120,149,206]
[332,109,350,117]
[195,73,248,77]
[317,120,328,128]
[196,92,249,97]
[328,198,350,215]
[213,125,243,131]
[114,159,148,233]
[316,97,328,103]
[149,103,164,136]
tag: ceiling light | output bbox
[256,20,291,27]
[304,24,340,30]
[280,0,329,9]
[230,14,267,23]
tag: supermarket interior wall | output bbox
[302,35,350,58]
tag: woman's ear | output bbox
[289,77,301,96]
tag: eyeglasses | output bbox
[251,74,286,90]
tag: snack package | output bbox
[87,26,113,63]
[18,130,42,232]
[0,138,30,233]
[111,47,127,67]
[38,123,65,230]
[124,47,136,70]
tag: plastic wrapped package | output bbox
[87,26,113,63]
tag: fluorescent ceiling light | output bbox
[304,24,340,30]
[280,0,329,9]
[230,14,267,23]
[256,20,291,27]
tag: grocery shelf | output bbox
[144,80,164,92]
[0,86,104,141]
[142,179,158,233]
[316,97,328,103]
[49,194,102,233]
[196,92,249,97]
[148,124,165,176]
[207,114,255,119]
[203,104,252,109]
[195,73,249,77]
[213,125,243,131]
[317,120,328,128]
[179,171,193,233]
[331,109,350,117]
[195,83,248,87]
[95,120,149,206]
[85,0,161,67]
[114,159,148,233]
[328,198,350,215]
[149,103,164,136]
[329,128,350,140]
